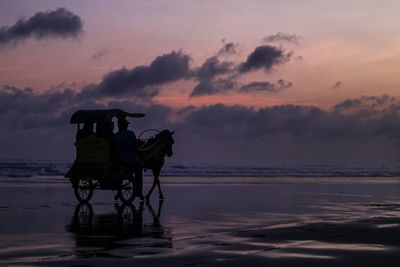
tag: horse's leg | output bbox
[146,172,157,202]
[154,168,164,200]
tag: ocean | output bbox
[1,160,400,179]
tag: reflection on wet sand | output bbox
[66,200,172,258]
[2,183,400,266]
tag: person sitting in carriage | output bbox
[95,120,118,161]
[75,122,93,145]
[96,121,115,142]
[115,117,144,201]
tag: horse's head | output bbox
[157,129,175,157]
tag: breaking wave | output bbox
[1,160,400,178]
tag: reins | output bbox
[138,129,162,152]
[137,129,168,162]
[138,129,160,140]
[138,138,163,152]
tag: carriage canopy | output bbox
[70,109,145,124]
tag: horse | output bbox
[137,129,175,201]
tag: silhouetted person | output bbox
[95,121,117,161]
[96,121,115,142]
[75,122,93,145]
[115,117,143,201]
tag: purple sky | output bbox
[1,1,400,165]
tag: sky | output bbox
[1,0,400,165]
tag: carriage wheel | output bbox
[118,179,135,204]
[74,179,94,203]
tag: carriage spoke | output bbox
[74,179,93,203]
[118,179,135,203]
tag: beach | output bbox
[2,1,400,266]
[1,176,400,266]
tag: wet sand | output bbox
[1,177,400,266]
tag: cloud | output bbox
[92,47,109,59]
[0,85,75,114]
[190,56,236,96]
[0,50,191,104]
[80,51,191,99]
[195,56,233,81]
[172,96,400,164]
[239,45,291,73]
[190,77,293,97]
[1,86,400,165]
[176,96,400,151]
[0,8,83,45]
[263,32,300,45]
[0,84,174,160]
[89,44,292,99]
[240,79,293,93]
[332,81,342,89]
[5,83,398,142]
[50,41,293,99]
[0,85,81,131]
[191,78,237,97]
[333,95,398,116]
[190,44,293,96]
[218,42,239,55]
[0,84,173,131]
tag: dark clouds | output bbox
[190,44,293,96]
[149,94,399,164]
[0,84,174,160]
[263,32,300,45]
[81,51,191,99]
[239,45,291,73]
[0,8,83,45]
[333,95,397,116]
[0,85,88,131]
[195,56,233,80]
[0,85,75,115]
[191,78,237,97]
[172,96,400,164]
[79,45,293,99]
[0,39,298,162]
[190,56,236,96]
[1,85,400,165]
[5,83,398,144]
[240,79,293,93]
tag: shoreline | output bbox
[1,175,400,185]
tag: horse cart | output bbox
[65,109,145,204]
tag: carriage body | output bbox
[67,135,118,183]
[65,109,145,203]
